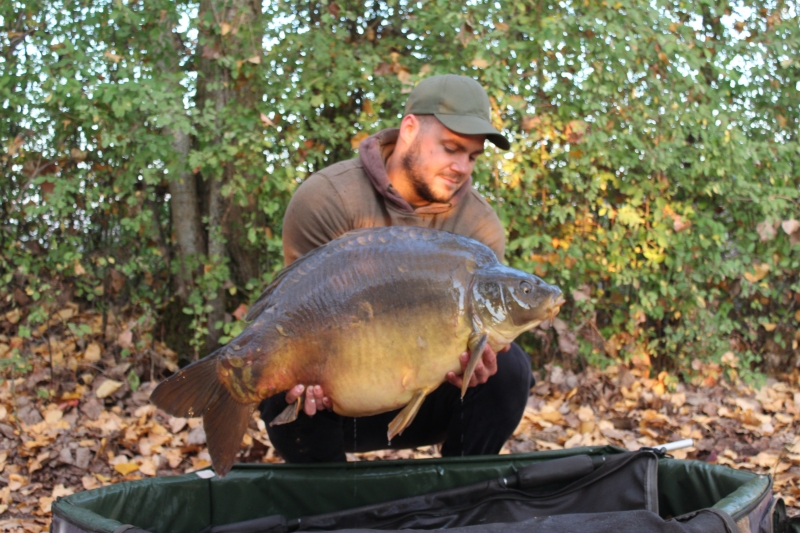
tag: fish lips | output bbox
[536,294,567,330]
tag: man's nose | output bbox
[450,155,472,174]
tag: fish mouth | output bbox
[536,295,566,330]
[549,294,566,321]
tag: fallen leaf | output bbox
[577,406,595,422]
[81,475,101,490]
[552,318,579,357]
[52,483,74,498]
[220,22,232,35]
[39,496,54,514]
[8,474,29,491]
[139,457,157,476]
[83,342,102,362]
[164,448,184,469]
[189,457,211,472]
[44,408,63,425]
[743,263,770,283]
[750,452,779,468]
[114,462,140,475]
[168,416,188,433]
[117,330,133,349]
[5,308,21,325]
[96,379,123,399]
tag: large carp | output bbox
[151,227,563,476]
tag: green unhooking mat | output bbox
[51,446,798,533]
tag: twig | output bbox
[46,334,54,385]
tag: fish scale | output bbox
[150,227,564,476]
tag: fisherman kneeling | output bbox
[259,75,535,462]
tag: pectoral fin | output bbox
[388,389,427,441]
[461,332,488,399]
[269,395,305,426]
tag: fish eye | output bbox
[520,281,532,294]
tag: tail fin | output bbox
[150,353,253,477]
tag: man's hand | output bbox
[285,384,332,416]
[446,343,510,389]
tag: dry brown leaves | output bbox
[1,306,798,530]
[501,363,800,516]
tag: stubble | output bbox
[401,138,449,204]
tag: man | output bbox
[259,74,533,462]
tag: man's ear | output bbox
[398,114,420,146]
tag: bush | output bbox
[2,0,798,378]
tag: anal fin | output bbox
[269,395,304,426]
[461,332,488,398]
[388,389,427,441]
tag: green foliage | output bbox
[1,0,798,375]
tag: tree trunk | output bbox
[194,0,263,350]
[154,18,206,302]
[167,127,205,301]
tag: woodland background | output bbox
[3,0,800,377]
[1,0,800,528]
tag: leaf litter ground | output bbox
[1,309,799,531]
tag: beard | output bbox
[401,138,458,204]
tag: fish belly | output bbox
[320,310,470,417]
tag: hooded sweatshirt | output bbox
[281,128,505,266]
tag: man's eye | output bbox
[444,147,455,154]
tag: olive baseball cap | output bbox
[405,74,510,150]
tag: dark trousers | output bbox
[258,343,533,463]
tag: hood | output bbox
[358,128,473,215]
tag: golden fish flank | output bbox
[150,227,564,477]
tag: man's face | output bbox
[400,118,486,205]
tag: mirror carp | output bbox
[151,227,564,476]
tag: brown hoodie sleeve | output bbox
[282,172,351,266]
